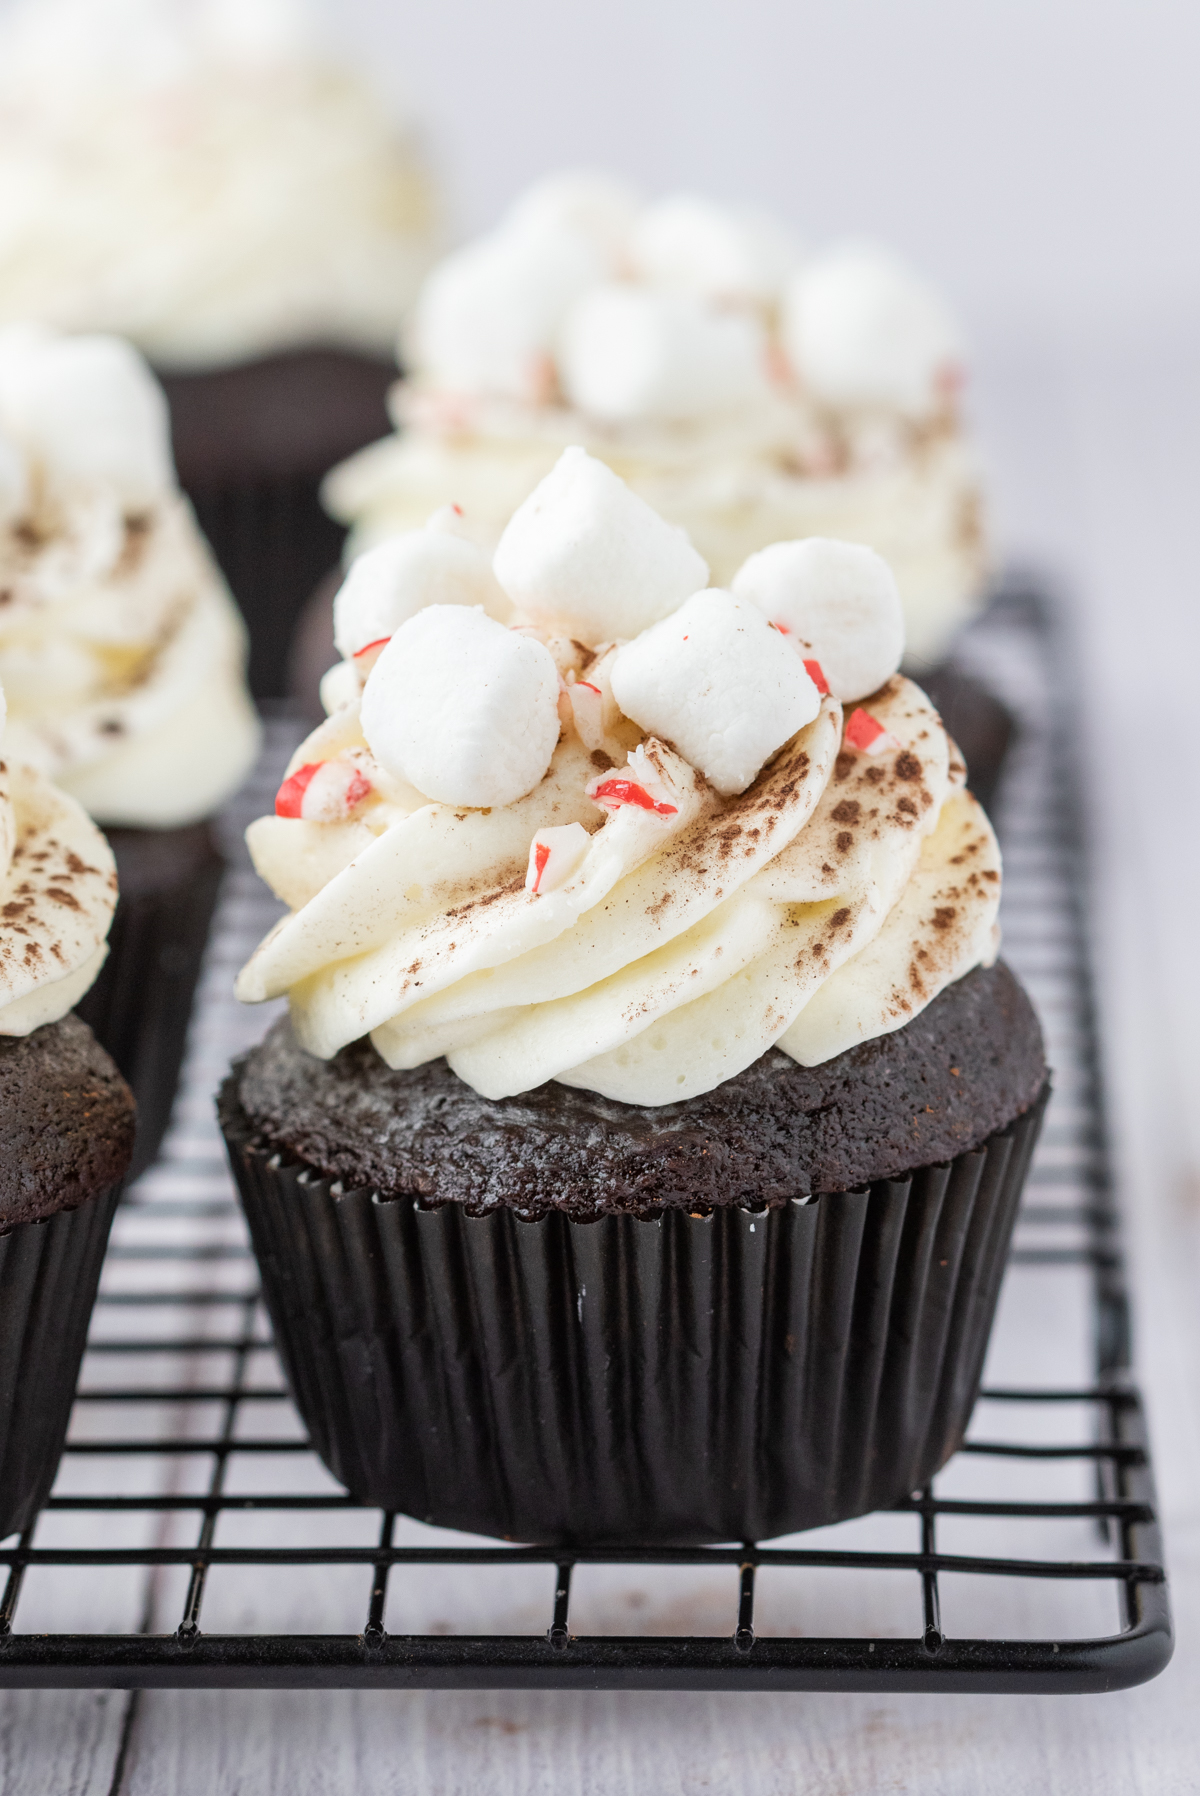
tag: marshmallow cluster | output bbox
[0,326,174,507]
[332,506,509,660]
[328,448,907,814]
[406,172,965,429]
[732,538,905,702]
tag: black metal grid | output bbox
[0,588,1172,1692]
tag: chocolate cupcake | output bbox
[0,0,440,697]
[0,691,136,1539]
[0,327,260,1176]
[223,453,1046,1543]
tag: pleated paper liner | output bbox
[0,1179,123,1541]
[220,1079,1049,1547]
[77,823,225,1182]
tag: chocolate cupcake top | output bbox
[324,172,984,659]
[0,0,438,370]
[0,1012,134,1225]
[0,327,260,826]
[0,681,119,1037]
[238,451,1002,1109]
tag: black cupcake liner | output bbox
[0,1179,123,1541]
[77,823,224,1182]
[220,1078,1048,1546]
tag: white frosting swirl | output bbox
[0,0,438,369]
[0,330,260,826]
[324,175,984,663]
[0,690,119,1036]
[237,475,1000,1104]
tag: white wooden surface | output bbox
[3,334,1199,1793]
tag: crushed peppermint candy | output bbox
[567,679,606,750]
[844,708,900,755]
[587,778,678,816]
[524,822,591,895]
[276,760,373,821]
[803,658,830,695]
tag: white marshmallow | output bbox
[493,447,709,641]
[360,606,560,808]
[559,285,770,424]
[732,538,904,702]
[0,427,28,524]
[525,821,591,895]
[781,242,964,416]
[410,220,611,401]
[333,517,510,660]
[0,329,174,503]
[628,195,802,303]
[504,171,639,262]
[611,589,821,796]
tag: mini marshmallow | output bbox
[628,195,802,303]
[333,517,510,660]
[504,171,639,262]
[525,821,591,895]
[611,589,821,796]
[360,606,560,808]
[0,330,174,503]
[493,447,709,641]
[731,538,904,702]
[319,659,359,716]
[409,220,610,401]
[781,242,964,416]
[559,285,769,423]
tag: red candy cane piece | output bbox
[803,658,830,695]
[353,636,392,661]
[275,762,321,817]
[530,841,552,893]
[589,778,678,817]
[275,760,373,821]
[844,708,899,755]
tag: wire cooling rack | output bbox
[0,586,1172,1693]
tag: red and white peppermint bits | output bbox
[276,760,373,822]
[586,777,678,817]
[844,708,900,756]
[803,658,830,695]
[524,822,591,895]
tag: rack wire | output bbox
[0,587,1172,1692]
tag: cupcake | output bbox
[325,173,986,670]
[0,682,136,1540]
[0,0,440,696]
[0,324,260,1175]
[221,451,1047,1545]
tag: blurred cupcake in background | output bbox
[325,173,986,670]
[0,324,260,1175]
[0,676,135,1540]
[0,0,441,696]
